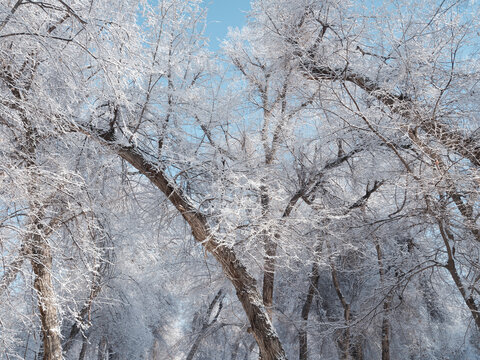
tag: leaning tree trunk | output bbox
[109,143,287,360]
[437,219,480,330]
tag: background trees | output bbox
[0,0,479,359]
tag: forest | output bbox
[1,0,480,359]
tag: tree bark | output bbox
[330,255,351,360]
[97,337,107,360]
[109,144,287,360]
[24,121,63,360]
[1,214,65,298]
[260,184,277,322]
[29,215,63,360]
[299,242,322,360]
[375,242,391,360]
[437,220,480,330]
[78,334,88,360]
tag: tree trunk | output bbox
[29,216,63,360]
[375,242,391,360]
[380,304,390,360]
[24,121,63,360]
[260,185,276,322]
[330,256,351,360]
[437,220,480,330]
[113,145,287,360]
[299,242,322,360]
[261,187,304,324]
[97,338,107,360]
[78,334,88,360]
[262,240,277,322]
[351,339,363,360]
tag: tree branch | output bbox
[300,60,480,167]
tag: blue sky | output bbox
[204,0,251,49]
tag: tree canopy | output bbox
[1,0,480,359]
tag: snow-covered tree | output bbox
[1,0,479,359]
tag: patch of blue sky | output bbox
[203,0,251,49]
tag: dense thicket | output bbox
[1,0,479,359]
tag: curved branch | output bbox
[300,61,480,167]
[76,125,287,360]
